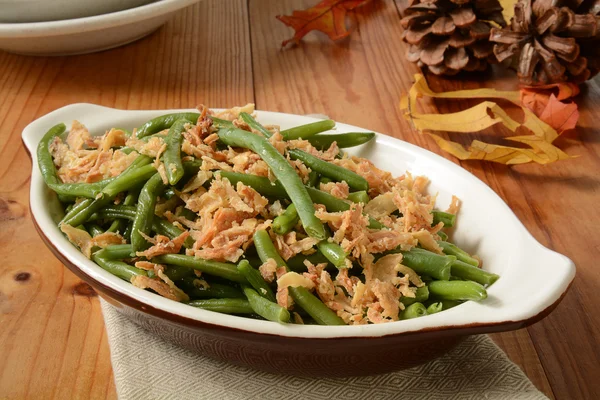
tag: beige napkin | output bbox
[100,299,547,400]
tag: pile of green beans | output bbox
[39,111,498,326]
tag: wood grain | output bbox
[0,1,253,398]
[1,0,598,398]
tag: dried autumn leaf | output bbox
[400,74,573,165]
[523,83,581,101]
[520,83,580,134]
[538,95,579,134]
[276,0,371,47]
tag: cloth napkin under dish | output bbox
[100,299,547,400]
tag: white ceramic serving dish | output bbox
[0,0,155,23]
[0,0,200,55]
[22,103,576,376]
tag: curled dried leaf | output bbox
[399,74,575,165]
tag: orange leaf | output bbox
[521,86,580,134]
[520,89,550,116]
[276,0,371,47]
[538,94,579,134]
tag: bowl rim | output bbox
[23,103,577,340]
[0,0,200,37]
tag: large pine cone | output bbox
[401,0,507,75]
[490,0,600,85]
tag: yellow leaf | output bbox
[403,100,520,133]
[521,108,559,143]
[410,74,521,104]
[429,134,542,165]
[399,74,573,165]
[499,0,517,25]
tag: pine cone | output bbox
[401,0,507,75]
[490,0,600,85]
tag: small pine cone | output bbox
[401,0,507,75]
[490,0,600,85]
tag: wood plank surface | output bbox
[0,0,598,398]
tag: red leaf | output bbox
[520,84,580,134]
[538,94,579,134]
[276,0,371,47]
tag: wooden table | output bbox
[1,1,598,398]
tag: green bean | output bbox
[401,286,430,306]
[63,162,156,227]
[178,277,245,299]
[253,230,287,268]
[123,223,133,241]
[152,218,195,248]
[307,132,376,149]
[400,302,427,320]
[107,189,140,233]
[307,170,319,187]
[288,149,368,192]
[439,299,462,310]
[272,204,299,235]
[237,260,276,302]
[92,205,137,221]
[188,298,253,314]
[253,230,345,325]
[163,188,177,200]
[218,128,325,240]
[346,191,369,204]
[400,248,455,281]
[437,230,448,241]
[319,176,332,185]
[86,224,104,237]
[218,171,287,197]
[163,119,190,185]
[176,206,197,221]
[286,251,331,272]
[239,112,273,137]
[162,265,195,281]
[428,280,487,301]
[102,160,155,198]
[209,116,234,129]
[131,173,167,253]
[61,198,93,226]
[89,205,193,248]
[438,241,479,267]
[152,254,246,283]
[426,302,443,315]
[432,211,456,228]
[451,260,499,286]
[37,123,67,186]
[182,159,203,175]
[57,194,76,203]
[48,178,114,199]
[242,285,290,323]
[95,244,133,260]
[317,241,348,269]
[280,119,335,140]
[286,286,346,325]
[92,253,146,281]
[136,112,200,138]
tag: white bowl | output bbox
[22,103,576,375]
[0,0,200,55]
[0,0,155,23]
